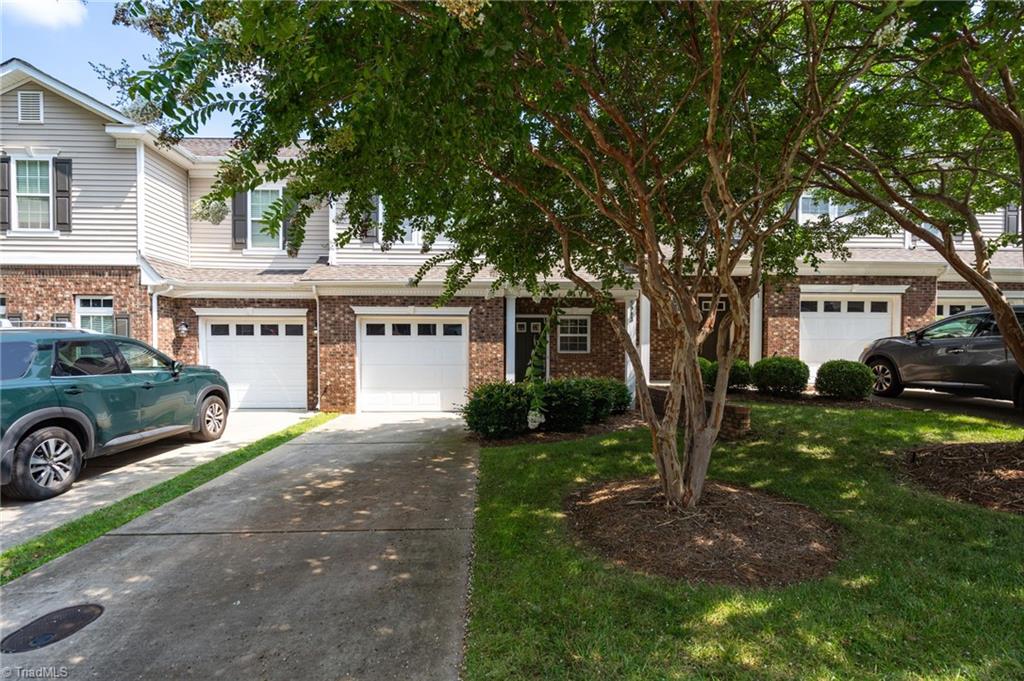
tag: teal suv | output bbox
[1,329,230,500]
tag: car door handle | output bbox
[947,347,965,354]
[63,387,83,395]
[142,382,155,390]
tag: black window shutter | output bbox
[0,155,10,232]
[232,191,248,249]
[53,158,72,232]
[361,195,380,243]
[114,314,130,337]
[1006,205,1020,235]
[281,187,292,250]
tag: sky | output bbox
[1,0,235,137]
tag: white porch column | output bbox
[748,286,763,363]
[639,294,651,381]
[504,293,517,382]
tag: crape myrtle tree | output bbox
[811,1,1024,372]
[122,0,891,508]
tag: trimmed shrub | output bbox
[698,357,715,387]
[539,379,590,432]
[703,358,752,390]
[598,378,633,414]
[814,359,874,400]
[461,382,531,439]
[575,379,613,423]
[751,356,810,396]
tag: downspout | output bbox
[313,284,321,411]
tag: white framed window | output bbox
[796,194,858,224]
[0,294,6,318]
[11,157,53,231]
[247,185,284,251]
[557,317,590,353]
[17,91,44,123]
[76,296,114,334]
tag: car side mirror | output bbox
[171,360,184,376]
[906,330,921,342]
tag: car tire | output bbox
[4,427,83,501]
[192,395,227,442]
[869,358,904,397]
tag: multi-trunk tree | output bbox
[123,0,896,508]
[812,1,1024,371]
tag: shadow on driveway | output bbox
[875,389,1023,426]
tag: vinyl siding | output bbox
[143,146,189,266]
[0,82,137,260]
[188,176,330,268]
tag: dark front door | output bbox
[514,318,547,382]
[699,296,729,360]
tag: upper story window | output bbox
[248,187,283,250]
[14,158,52,230]
[17,91,44,123]
[352,196,453,249]
[796,194,857,223]
[76,296,114,334]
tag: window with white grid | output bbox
[557,317,590,353]
[76,296,114,334]
[14,159,51,230]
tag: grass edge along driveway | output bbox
[463,402,1024,681]
[0,412,336,585]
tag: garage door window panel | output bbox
[392,323,411,336]
[847,301,865,312]
[235,324,254,336]
[285,324,304,336]
[800,301,818,312]
[417,323,437,336]
[443,323,463,336]
[823,301,842,313]
[870,301,888,313]
[260,324,280,336]
[210,324,230,336]
[366,323,385,336]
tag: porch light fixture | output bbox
[176,321,190,337]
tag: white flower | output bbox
[527,409,545,430]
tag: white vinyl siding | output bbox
[1,82,137,260]
[143,146,189,265]
[188,175,330,268]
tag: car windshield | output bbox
[0,340,37,380]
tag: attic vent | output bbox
[17,91,43,123]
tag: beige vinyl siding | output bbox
[188,176,330,268]
[143,146,189,265]
[845,231,906,248]
[0,82,137,258]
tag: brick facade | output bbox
[0,265,150,341]
[516,298,626,380]
[317,295,505,413]
[156,297,319,410]
[762,275,937,358]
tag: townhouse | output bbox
[2,58,1022,413]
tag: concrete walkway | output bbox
[1,410,311,549]
[0,413,477,681]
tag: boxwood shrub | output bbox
[703,358,752,390]
[539,379,591,432]
[461,382,531,439]
[814,359,874,400]
[751,356,810,396]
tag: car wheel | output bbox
[4,427,83,501]
[192,395,227,442]
[869,358,904,397]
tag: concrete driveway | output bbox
[0,413,476,681]
[875,389,1024,426]
[1,410,311,550]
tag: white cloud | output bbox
[3,0,87,30]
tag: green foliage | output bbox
[538,380,590,433]
[593,377,633,415]
[461,382,532,439]
[698,357,714,387]
[751,357,810,396]
[814,360,875,400]
[703,358,752,390]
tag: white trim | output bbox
[936,289,1024,301]
[75,295,114,333]
[191,307,308,318]
[504,294,516,382]
[136,142,146,254]
[8,155,54,232]
[638,295,651,381]
[1,59,135,124]
[748,287,763,363]
[562,307,595,316]
[556,315,590,354]
[151,289,159,347]
[799,284,909,295]
[16,90,44,123]
[350,305,472,316]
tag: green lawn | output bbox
[0,411,336,585]
[463,403,1024,680]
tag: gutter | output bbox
[313,284,321,411]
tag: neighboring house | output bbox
[1,58,1022,413]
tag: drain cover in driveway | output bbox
[1,604,104,653]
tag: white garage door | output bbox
[202,317,307,409]
[800,298,895,371]
[359,317,469,412]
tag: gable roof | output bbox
[178,137,305,159]
[0,57,136,125]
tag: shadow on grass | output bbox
[464,403,1024,680]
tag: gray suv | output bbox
[859,305,1024,408]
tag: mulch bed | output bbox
[566,478,841,587]
[477,411,647,447]
[901,442,1024,515]
[727,389,908,410]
